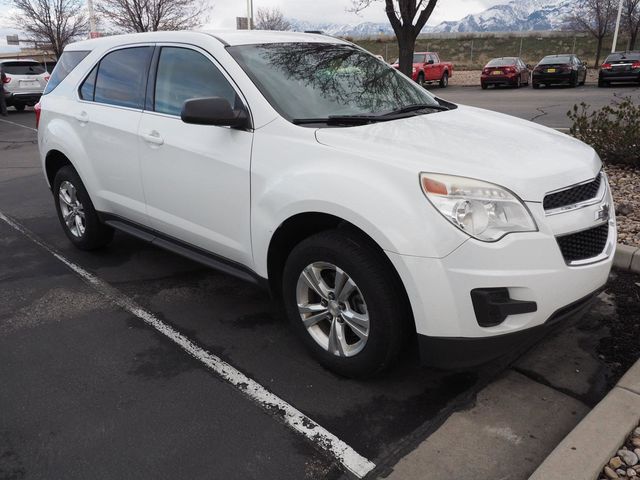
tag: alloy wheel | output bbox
[296,262,370,357]
[58,181,86,238]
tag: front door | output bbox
[138,45,253,266]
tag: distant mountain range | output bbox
[290,0,577,37]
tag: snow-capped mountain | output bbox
[430,0,576,32]
[290,0,577,36]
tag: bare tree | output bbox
[351,0,438,77]
[564,0,616,66]
[95,0,209,32]
[254,7,291,31]
[623,0,640,49]
[11,0,88,59]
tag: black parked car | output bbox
[532,54,587,88]
[598,51,640,87]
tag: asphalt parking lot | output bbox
[435,83,640,129]
[0,85,636,479]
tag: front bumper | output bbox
[386,181,616,368]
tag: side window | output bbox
[93,46,153,109]
[79,65,98,101]
[154,47,237,117]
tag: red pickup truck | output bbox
[392,52,454,88]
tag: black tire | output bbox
[439,71,449,88]
[598,79,609,88]
[515,76,522,88]
[13,104,25,112]
[571,74,579,88]
[282,229,410,378]
[53,165,114,250]
[417,72,425,86]
[532,82,540,89]
[481,82,488,90]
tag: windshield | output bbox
[605,52,640,62]
[413,53,427,63]
[539,56,572,65]
[1,61,46,75]
[228,43,441,123]
[486,58,516,67]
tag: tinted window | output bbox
[154,47,237,116]
[605,52,640,62]
[94,47,153,109]
[539,55,572,65]
[79,65,98,100]
[413,53,426,63]
[1,61,46,75]
[43,50,90,94]
[486,58,516,67]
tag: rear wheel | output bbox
[417,72,425,87]
[481,82,488,90]
[282,230,410,378]
[13,104,25,112]
[532,82,541,89]
[439,71,449,88]
[53,166,114,250]
[598,79,609,88]
[571,74,579,88]
[515,76,522,88]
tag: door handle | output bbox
[141,130,164,146]
[74,111,89,123]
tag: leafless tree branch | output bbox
[95,0,210,32]
[254,7,290,31]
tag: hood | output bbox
[314,105,600,202]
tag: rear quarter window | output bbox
[43,50,91,94]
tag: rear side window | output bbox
[93,46,153,109]
[154,47,237,116]
[2,61,46,75]
[43,50,90,94]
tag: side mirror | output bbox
[526,64,532,69]
[427,59,435,65]
[181,97,249,129]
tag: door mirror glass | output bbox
[181,97,249,128]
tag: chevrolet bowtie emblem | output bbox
[596,203,610,222]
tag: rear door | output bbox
[75,45,154,225]
[138,45,253,266]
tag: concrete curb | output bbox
[529,359,640,480]
[614,244,640,274]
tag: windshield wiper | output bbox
[293,115,383,126]
[380,104,450,116]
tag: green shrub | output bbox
[568,97,640,167]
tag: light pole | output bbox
[87,0,98,38]
[247,0,254,30]
[611,0,624,53]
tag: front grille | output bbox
[556,223,609,263]
[544,173,602,211]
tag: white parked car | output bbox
[37,31,615,377]
[0,58,49,111]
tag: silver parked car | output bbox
[0,59,49,111]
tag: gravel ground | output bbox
[449,68,600,87]
[605,164,640,248]
[599,271,640,388]
[600,425,640,479]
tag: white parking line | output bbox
[0,210,376,478]
[0,118,38,132]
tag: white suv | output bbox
[0,59,49,111]
[37,31,615,377]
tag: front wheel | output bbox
[53,166,114,250]
[439,71,449,88]
[282,230,410,378]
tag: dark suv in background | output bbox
[532,54,587,88]
[598,51,640,87]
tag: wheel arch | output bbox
[45,149,73,189]
[266,211,416,334]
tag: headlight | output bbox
[420,173,537,242]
